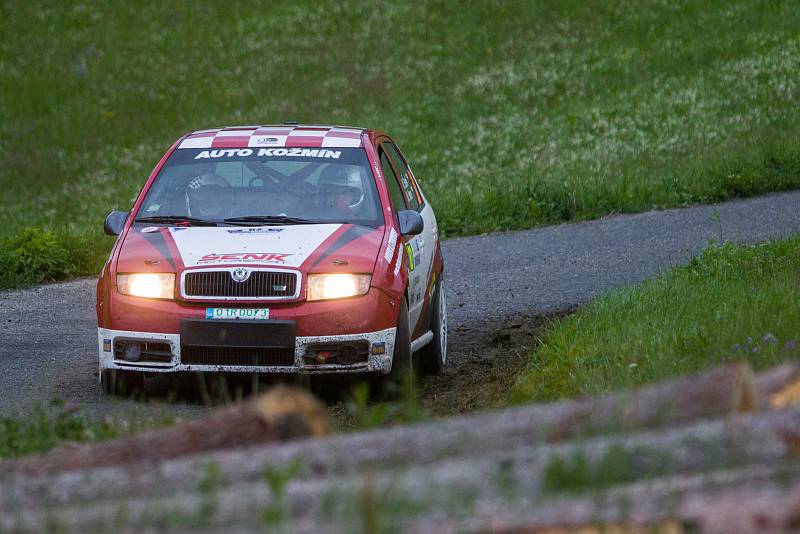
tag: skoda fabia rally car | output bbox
[97,124,446,393]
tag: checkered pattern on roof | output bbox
[178,126,364,149]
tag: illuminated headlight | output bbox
[307,274,371,301]
[117,273,175,299]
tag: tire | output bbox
[381,297,413,397]
[420,276,447,376]
[101,369,145,396]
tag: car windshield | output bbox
[137,147,382,226]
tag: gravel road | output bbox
[1,191,798,418]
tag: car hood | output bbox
[115,224,385,275]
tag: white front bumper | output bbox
[97,327,395,376]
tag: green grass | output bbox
[0,0,798,287]
[541,445,674,495]
[0,401,172,460]
[511,236,800,403]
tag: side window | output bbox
[379,148,407,213]
[382,142,420,211]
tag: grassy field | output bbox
[510,235,800,402]
[0,0,798,286]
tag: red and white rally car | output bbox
[96,124,446,393]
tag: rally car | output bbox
[96,124,447,394]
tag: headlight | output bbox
[307,273,371,301]
[117,273,175,299]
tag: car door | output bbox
[380,140,436,334]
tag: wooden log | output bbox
[0,363,774,509]
[544,361,756,441]
[3,402,799,532]
[0,362,790,532]
[0,385,331,478]
[753,362,800,410]
[4,443,800,533]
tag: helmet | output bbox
[317,165,364,212]
[185,173,230,218]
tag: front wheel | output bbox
[420,277,447,376]
[377,297,413,398]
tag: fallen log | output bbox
[2,362,796,532]
[754,362,800,410]
[544,361,756,441]
[0,363,773,506]
[4,402,800,532]
[0,385,331,478]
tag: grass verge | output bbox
[511,236,800,403]
[0,401,172,461]
[0,0,798,287]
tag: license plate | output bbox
[205,308,270,320]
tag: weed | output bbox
[344,376,429,431]
[541,444,674,495]
[262,459,303,527]
[0,401,172,460]
[197,461,221,523]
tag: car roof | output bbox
[177,124,375,150]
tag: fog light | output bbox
[123,343,142,362]
[337,345,359,365]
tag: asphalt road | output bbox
[1,191,799,418]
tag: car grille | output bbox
[183,270,298,299]
[181,346,295,366]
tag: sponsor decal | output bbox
[405,243,415,272]
[197,252,292,265]
[253,136,279,144]
[169,224,341,268]
[411,240,422,266]
[226,227,284,234]
[141,226,160,233]
[194,149,253,159]
[171,227,189,232]
[193,148,341,160]
[384,228,398,263]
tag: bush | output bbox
[0,227,74,288]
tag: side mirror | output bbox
[103,210,128,236]
[398,210,424,236]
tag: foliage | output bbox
[344,377,429,430]
[511,235,800,402]
[0,401,172,460]
[541,445,673,495]
[0,227,75,288]
[0,0,798,286]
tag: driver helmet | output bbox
[317,165,364,212]
[185,173,230,218]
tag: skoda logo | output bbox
[231,268,251,283]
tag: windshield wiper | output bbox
[135,216,218,226]
[223,215,317,225]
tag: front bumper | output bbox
[98,326,396,376]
